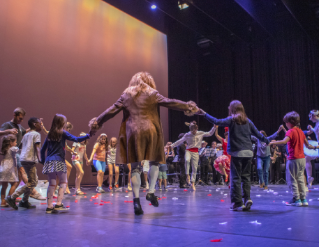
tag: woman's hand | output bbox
[196,108,206,116]
[89,130,97,137]
[88,117,100,136]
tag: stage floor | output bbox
[1,184,319,247]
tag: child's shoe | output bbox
[54,203,69,212]
[46,207,58,214]
[287,198,302,207]
[5,196,18,210]
[19,200,36,209]
[301,199,308,206]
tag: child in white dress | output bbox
[71,133,89,195]
[0,135,19,207]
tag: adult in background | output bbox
[171,122,216,191]
[197,100,269,211]
[251,126,285,190]
[89,72,198,215]
[199,141,211,185]
[303,110,319,188]
[0,108,45,200]
[206,141,221,184]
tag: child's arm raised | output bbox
[63,131,90,143]
[269,137,290,146]
[215,126,224,143]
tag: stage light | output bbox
[151,4,157,10]
[178,1,190,10]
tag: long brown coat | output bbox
[96,90,193,164]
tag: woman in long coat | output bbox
[89,72,197,215]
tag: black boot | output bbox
[133,198,144,215]
[146,193,159,207]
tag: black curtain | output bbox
[167,15,319,144]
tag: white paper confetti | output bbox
[273,192,278,195]
[172,197,178,200]
[250,220,261,225]
[219,222,227,225]
[288,228,292,230]
[256,195,261,197]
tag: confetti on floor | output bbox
[250,220,261,225]
[210,239,222,242]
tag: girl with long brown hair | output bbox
[41,114,91,213]
[89,71,198,215]
[197,100,268,211]
[88,134,108,193]
[41,121,75,195]
[0,135,19,207]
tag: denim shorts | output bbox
[93,160,106,172]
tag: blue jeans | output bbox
[257,156,271,186]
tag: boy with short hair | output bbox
[270,111,314,206]
[6,117,42,209]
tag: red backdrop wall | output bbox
[0,0,168,185]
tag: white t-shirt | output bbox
[71,143,86,162]
[20,131,41,163]
[171,127,216,149]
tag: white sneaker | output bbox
[128,184,132,191]
[305,186,309,192]
[146,182,149,190]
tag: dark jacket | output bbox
[204,114,269,153]
[177,144,186,163]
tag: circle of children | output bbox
[1,104,319,213]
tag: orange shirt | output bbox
[93,144,106,161]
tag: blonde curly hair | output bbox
[124,72,156,96]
